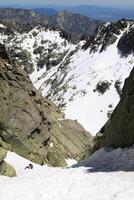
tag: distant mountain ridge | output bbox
[1,4,134,21]
[34,8,58,16]
[0,8,101,40]
[64,5,134,21]
[47,11,101,39]
[33,5,134,21]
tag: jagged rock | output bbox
[82,19,129,52]
[118,25,134,56]
[93,67,134,151]
[0,44,93,169]
[46,149,67,167]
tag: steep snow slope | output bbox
[1,147,134,200]
[0,20,134,134]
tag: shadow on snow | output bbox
[72,146,134,172]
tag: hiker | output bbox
[25,163,33,170]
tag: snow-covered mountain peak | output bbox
[83,19,132,53]
[0,19,134,135]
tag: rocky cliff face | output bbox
[93,67,134,151]
[0,44,93,173]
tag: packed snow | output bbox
[1,146,134,200]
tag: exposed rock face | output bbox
[118,24,134,56]
[82,19,129,52]
[50,120,92,161]
[0,57,51,165]
[0,44,93,170]
[93,67,134,151]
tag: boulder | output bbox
[0,161,16,177]
[46,149,67,167]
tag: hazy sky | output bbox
[0,0,134,9]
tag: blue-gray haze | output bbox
[0,0,134,9]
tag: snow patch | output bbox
[65,159,77,167]
[0,24,6,28]
[1,147,134,200]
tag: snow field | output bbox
[1,147,134,200]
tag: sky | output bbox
[0,0,134,9]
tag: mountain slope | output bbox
[0,44,93,171]
[46,11,100,40]
[34,8,58,16]
[0,8,101,39]
[0,19,134,135]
